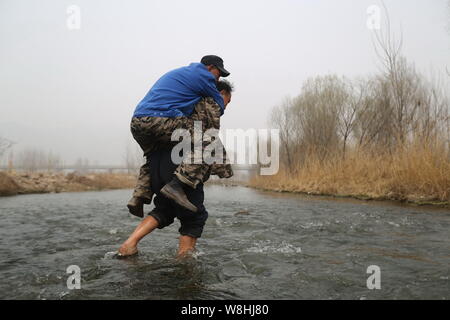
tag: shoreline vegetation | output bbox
[0,169,448,208]
[0,171,136,196]
[248,144,450,208]
[247,22,449,209]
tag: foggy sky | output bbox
[0,0,449,165]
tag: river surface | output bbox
[0,185,449,300]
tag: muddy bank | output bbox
[0,171,136,196]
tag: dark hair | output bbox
[216,79,234,94]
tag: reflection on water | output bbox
[0,185,449,299]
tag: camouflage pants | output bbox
[131,97,233,201]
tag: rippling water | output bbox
[0,185,449,299]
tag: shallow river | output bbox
[0,185,449,299]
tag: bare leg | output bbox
[176,235,197,259]
[118,216,159,256]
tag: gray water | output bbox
[0,185,449,300]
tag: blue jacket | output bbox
[133,63,224,118]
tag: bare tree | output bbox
[267,2,450,173]
[447,1,450,76]
[270,97,296,172]
[293,76,342,161]
[271,75,354,169]
[0,137,14,160]
[368,3,449,151]
[15,148,63,172]
[74,157,90,173]
[447,0,450,34]
[336,78,364,159]
[124,142,144,174]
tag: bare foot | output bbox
[176,248,195,260]
[117,242,138,258]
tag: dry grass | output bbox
[0,171,136,196]
[250,142,450,205]
[0,171,22,196]
[65,172,136,191]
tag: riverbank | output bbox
[0,171,136,196]
[249,183,450,208]
[249,147,450,208]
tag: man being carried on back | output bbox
[127,55,233,217]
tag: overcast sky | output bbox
[0,0,449,165]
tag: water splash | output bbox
[299,221,325,229]
[191,249,205,259]
[387,221,400,227]
[103,251,119,259]
[246,240,302,254]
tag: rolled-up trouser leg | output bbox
[132,161,153,202]
[129,117,161,202]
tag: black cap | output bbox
[200,55,230,77]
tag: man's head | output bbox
[216,79,233,109]
[201,55,230,80]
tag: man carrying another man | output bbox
[118,55,234,257]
